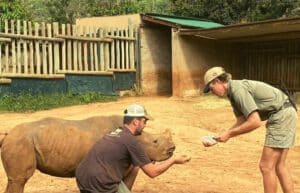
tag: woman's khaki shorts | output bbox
[265,106,297,148]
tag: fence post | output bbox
[72,24,78,71]
[17,20,21,73]
[77,25,82,71]
[104,28,110,71]
[67,24,72,71]
[23,21,28,74]
[11,20,16,73]
[5,20,9,73]
[61,24,66,71]
[28,21,34,74]
[41,22,47,74]
[47,23,53,74]
[0,19,2,74]
[53,22,59,73]
[82,26,88,71]
[93,26,98,71]
[129,25,134,70]
[0,40,2,75]
[120,29,125,70]
[35,22,41,74]
[125,27,129,69]
[110,27,115,70]
[116,28,120,70]
[90,26,95,71]
[100,28,104,71]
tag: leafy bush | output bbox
[0,92,118,112]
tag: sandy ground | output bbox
[0,95,299,193]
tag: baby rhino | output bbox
[0,115,175,193]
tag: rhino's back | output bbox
[2,115,123,177]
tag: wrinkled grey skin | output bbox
[0,115,175,193]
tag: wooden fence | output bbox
[239,40,300,91]
[0,20,138,80]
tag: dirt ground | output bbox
[0,95,299,193]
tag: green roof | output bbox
[149,14,223,29]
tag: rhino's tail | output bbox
[0,132,8,148]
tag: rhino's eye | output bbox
[153,139,158,143]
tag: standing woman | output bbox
[202,66,297,193]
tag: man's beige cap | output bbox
[124,104,154,120]
[203,66,226,93]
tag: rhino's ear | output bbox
[163,129,172,137]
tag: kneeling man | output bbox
[76,104,190,193]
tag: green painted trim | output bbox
[153,16,223,28]
[0,78,66,95]
[0,73,136,96]
[66,75,114,94]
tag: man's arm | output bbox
[229,115,246,130]
[215,111,261,142]
[141,155,190,178]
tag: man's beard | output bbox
[135,127,143,136]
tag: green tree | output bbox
[1,0,300,25]
[170,0,298,24]
[23,0,172,23]
[14,0,85,23]
[23,0,56,23]
[245,0,295,22]
[0,0,27,29]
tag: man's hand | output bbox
[141,155,191,178]
[174,155,191,164]
[214,131,231,142]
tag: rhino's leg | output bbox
[4,179,30,193]
[1,138,36,193]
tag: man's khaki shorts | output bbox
[117,181,131,193]
[265,106,297,148]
